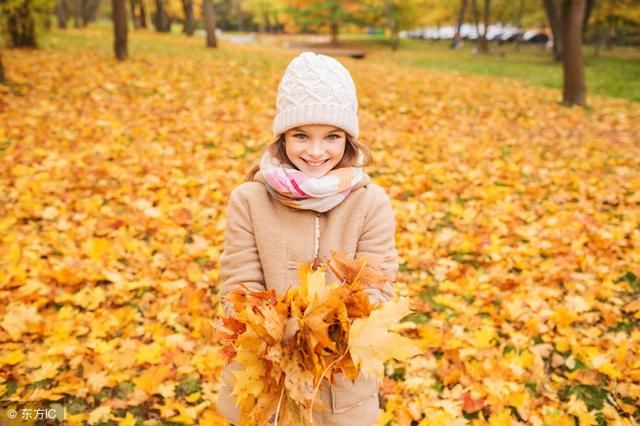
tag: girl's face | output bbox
[284,124,347,178]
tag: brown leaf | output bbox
[326,250,391,290]
[574,369,602,386]
[623,299,640,313]
[461,391,485,413]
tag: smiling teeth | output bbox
[306,160,326,166]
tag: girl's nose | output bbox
[307,140,326,157]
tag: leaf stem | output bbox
[274,385,285,426]
[308,344,351,422]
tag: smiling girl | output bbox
[216,51,399,425]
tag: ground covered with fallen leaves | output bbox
[1,28,640,425]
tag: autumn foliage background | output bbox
[1,27,640,426]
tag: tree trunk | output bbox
[86,0,101,23]
[593,21,604,57]
[44,6,52,30]
[0,50,5,83]
[139,0,147,28]
[582,0,595,36]
[81,0,88,25]
[514,0,525,50]
[561,0,586,105]
[478,0,490,53]
[6,0,37,47]
[234,0,243,31]
[390,22,399,50]
[70,0,81,27]
[130,0,139,28]
[113,0,128,60]
[452,0,468,49]
[471,0,481,42]
[56,0,68,28]
[153,0,170,32]
[543,0,563,61]
[330,20,339,45]
[383,0,399,50]
[262,10,271,32]
[81,0,90,25]
[182,0,196,35]
[202,0,217,47]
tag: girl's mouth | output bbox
[303,159,329,168]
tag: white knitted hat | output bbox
[273,51,359,138]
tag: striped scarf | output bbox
[258,147,365,213]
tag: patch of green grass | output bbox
[334,35,640,102]
[561,384,609,411]
[385,38,637,102]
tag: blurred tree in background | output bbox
[113,0,127,58]
[1,0,54,46]
[0,49,4,82]
[1,0,638,103]
[283,0,365,44]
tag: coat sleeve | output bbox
[355,186,399,304]
[218,187,267,316]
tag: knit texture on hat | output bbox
[273,51,359,138]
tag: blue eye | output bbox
[327,134,340,140]
[293,134,307,140]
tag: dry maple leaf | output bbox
[326,249,391,290]
[349,297,421,379]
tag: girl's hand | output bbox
[363,282,393,306]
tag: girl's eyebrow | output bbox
[290,127,342,134]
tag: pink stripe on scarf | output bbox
[288,174,308,197]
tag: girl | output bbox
[216,51,399,425]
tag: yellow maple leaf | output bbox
[198,408,229,426]
[301,282,343,351]
[1,349,25,365]
[117,412,137,426]
[84,237,111,261]
[88,406,112,425]
[87,370,112,393]
[349,298,421,378]
[186,262,202,283]
[135,342,164,365]
[185,391,201,403]
[489,409,514,426]
[551,306,578,328]
[1,303,42,340]
[298,263,326,304]
[5,238,21,266]
[231,327,269,414]
[597,362,621,379]
[472,327,497,349]
[168,402,196,424]
[28,361,62,382]
[132,364,173,394]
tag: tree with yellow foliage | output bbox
[590,0,640,53]
[244,0,286,32]
[283,0,366,44]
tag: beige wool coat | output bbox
[216,170,399,425]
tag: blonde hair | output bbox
[244,133,373,182]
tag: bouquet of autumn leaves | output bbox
[216,250,421,425]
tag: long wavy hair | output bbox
[244,132,374,182]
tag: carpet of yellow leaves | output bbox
[1,31,639,425]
